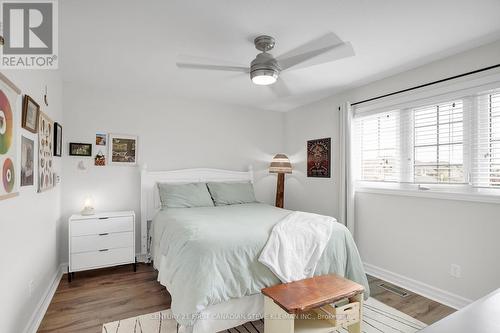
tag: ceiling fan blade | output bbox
[278,42,354,71]
[176,62,249,73]
[176,54,249,73]
[269,79,292,98]
[277,32,354,70]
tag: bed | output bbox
[140,166,370,333]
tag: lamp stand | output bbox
[275,173,285,208]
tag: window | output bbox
[357,111,399,182]
[474,92,500,187]
[413,101,464,183]
[490,93,500,186]
[354,88,500,192]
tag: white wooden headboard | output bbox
[140,165,254,255]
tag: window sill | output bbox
[355,185,500,204]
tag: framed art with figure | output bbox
[21,136,35,186]
[22,95,40,133]
[307,137,331,178]
[109,134,137,166]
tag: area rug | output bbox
[102,298,427,333]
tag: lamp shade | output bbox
[269,154,292,174]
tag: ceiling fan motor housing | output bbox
[250,52,280,83]
[254,35,276,52]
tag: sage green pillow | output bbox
[206,182,257,206]
[157,183,214,208]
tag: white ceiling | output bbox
[61,0,500,111]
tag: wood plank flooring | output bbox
[367,276,455,325]
[38,264,170,333]
[38,264,454,332]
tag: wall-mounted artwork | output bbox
[0,73,21,200]
[21,136,34,186]
[109,134,137,166]
[94,151,106,166]
[307,137,331,178]
[38,112,55,192]
[22,95,40,133]
[96,133,106,146]
[69,143,92,156]
[54,122,62,157]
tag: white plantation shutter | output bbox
[355,111,400,182]
[473,92,500,188]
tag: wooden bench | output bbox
[261,274,365,333]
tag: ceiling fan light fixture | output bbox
[251,69,278,85]
[250,51,280,86]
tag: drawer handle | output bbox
[98,233,109,236]
[99,249,109,252]
[99,217,109,220]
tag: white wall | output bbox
[356,192,500,301]
[0,70,63,333]
[60,83,285,261]
[284,39,500,303]
[284,96,342,217]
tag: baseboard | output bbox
[364,262,472,310]
[23,263,66,333]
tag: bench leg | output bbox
[264,296,295,333]
[347,293,363,333]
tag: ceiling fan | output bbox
[176,33,355,95]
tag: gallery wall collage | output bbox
[0,72,61,201]
[69,133,138,168]
[0,70,139,202]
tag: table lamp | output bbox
[81,196,95,216]
[269,154,292,208]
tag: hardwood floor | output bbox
[39,264,454,332]
[368,276,455,325]
[38,264,170,333]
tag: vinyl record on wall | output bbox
[2,157,15,193]
[0,89,13,154]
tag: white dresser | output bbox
[68,211,136,281]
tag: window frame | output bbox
[354,92,500,203]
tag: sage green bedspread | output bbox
[152,203,369,326]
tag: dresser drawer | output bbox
[70,247,134,271]
[71,232,133,253]
[70,216,134,236]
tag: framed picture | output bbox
[54,122,62,157]
[22,95,40,133]
[69,142,92,157]
[38,112,55,192]
[96,133,107,146]
[307,137,331,178]
[0,72,21,200]
[21,136,34,186]
[109,134,137,165]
